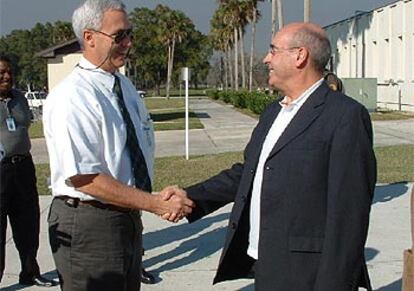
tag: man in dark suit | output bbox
[165,22,377,290]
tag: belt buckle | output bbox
[64,197,79,208]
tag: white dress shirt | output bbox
[247,79,324,259]
[43,57,154,201]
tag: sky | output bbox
[0,0,398,55]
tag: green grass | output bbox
[375,144,414,183]
[144,98,186,110]
[28,98,204,138]
[29,121,43,139]
[370,110,414,121]
[145,88,207,97]
[145,98,203,130]
[35,163,51,195]
[35,144,414,195]
[153,151,243,191]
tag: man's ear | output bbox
[84,30,95,48]
[296,47,309,69]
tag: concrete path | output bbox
[373,119,414,147]
[1,184,412,291]
[2,97,414,290]
[31,98,257,164]
[30,97,414,164]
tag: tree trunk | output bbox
[134,64,138,88]
[272,0,284,37]
[234,27,239,91]
[170,38,176,97]
[227,45,234,90]
[224,53,229,91]
[166,44,172,99]
[239,26,246,89]
[304,0,311,22]
[271,0,276,38]
[249,6,257,92]
[277,0,284,29]
[156,70,161,96]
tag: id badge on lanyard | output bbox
[4,98,16,131]
[6,117,16,131]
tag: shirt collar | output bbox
[279,78,324,110]
[77,56,118,91]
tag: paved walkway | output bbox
[2,97,414,290]
[31,98,258,164]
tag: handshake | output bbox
[153,185,195,223]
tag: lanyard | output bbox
[1,98,12,118]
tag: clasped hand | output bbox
[154,186,194,223]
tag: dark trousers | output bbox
[48,197,143,291]
[0,155,41,282]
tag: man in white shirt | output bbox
[167,22,376,290]
[43,1,194,290]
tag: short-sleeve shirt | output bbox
[43,57,155,201]
[0,89,32,157]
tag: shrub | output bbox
[208,89,278,115]
[205,89,220,100]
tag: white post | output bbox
[185,73,189,160]
[181,67,190,160]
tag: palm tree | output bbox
[277,0,284,29]
[156,5,191,98]
[219,0,248,91]
[210,7,234,90]
[304,0,311,22]
[245,0,262,91]
[271,0,284,37]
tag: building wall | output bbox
[47,53,82,91]
[47,53,126,91]
[325,0,414,112]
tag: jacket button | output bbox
[265,166,272,170]
[230,222,237,229]
[250,169,254,174]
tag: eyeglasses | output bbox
[269,44,300,55]
[91,28,133,44]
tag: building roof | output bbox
[323,0,402,29]
[36,38,81,58]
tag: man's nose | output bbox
[263,52,271,64]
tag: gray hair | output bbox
[288,27,331,73]
[72,0,126,46]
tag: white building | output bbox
[324,0,414,112]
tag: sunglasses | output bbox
[92,28,133,44]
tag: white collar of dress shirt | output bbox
[279,78,324,110]
[77,56,119,91]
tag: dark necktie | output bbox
[113,74,152,192]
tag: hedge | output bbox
[205,89,278,115]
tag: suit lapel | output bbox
[266,83,330,159]
[250,103,282,164]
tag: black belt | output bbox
[1,153,30,164]
[55,196,133,213]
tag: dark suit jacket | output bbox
[186,82,377,291]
